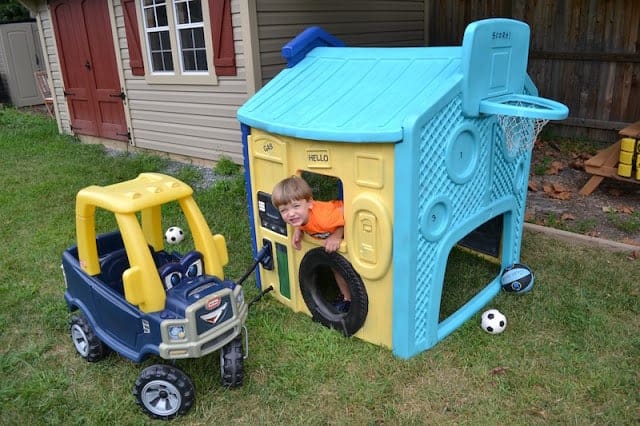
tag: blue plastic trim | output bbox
[479,94,569,119]
[241,123,262,290]
[281,26,345,68]
[391,117,422,359]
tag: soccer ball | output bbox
[165,226,184,244]
[481,309,507,334]
[501,263,534,294]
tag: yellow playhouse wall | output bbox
[247,128,396,348]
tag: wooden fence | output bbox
[426,0,640,142]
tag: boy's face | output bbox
[277,199,312,227]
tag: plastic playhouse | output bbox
[237,18,568,359]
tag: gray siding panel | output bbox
[133,130,244,163]
[256,0,426,83]
[131,111,239,131]
[128,100,238,117]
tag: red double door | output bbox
[51,0,128,141]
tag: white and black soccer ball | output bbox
[165,226,184,244]
[501,263,534,294]
[481,309,507,334]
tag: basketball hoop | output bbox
[479,94,569,157]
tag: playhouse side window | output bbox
[123,0,236,84]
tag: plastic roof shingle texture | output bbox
[238,46,463,143]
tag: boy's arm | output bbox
[324,226,344,253]
[292,227,303,250]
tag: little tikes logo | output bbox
[201,297,227,325]
[206,297,221,310]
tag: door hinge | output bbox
[117,131,131,140]
[110,91,126,100]
[63,90,75,97]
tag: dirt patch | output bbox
[527,138,640,246]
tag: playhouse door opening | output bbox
[439,216,503,321]
[299,248,368,336]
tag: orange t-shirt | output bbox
[299,200,344,239]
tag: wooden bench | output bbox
[34,71,54,118]
[579,120,640,195]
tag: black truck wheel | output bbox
[69,313,108,362]
[220,336,244,388]
[133,364,195,420]
[299,248,368,336]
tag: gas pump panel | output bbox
[257,191,287,236]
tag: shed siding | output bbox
[36,5,68,129]
[255,0,426,83]
[0,30,7,103]
[35,0,428,164]
[35,0,248,164]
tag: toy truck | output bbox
[61,173,259,420]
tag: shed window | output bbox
[125,0,236,84]
[143,0,174,72]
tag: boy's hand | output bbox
[324,226,344,253]
[292,228,302,250]
[324,235,341,252]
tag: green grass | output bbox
[538,213,599,235]
[533,155,553,176]
[1,107,639,424]
[607,210,640,234]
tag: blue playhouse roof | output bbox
[238,32,463,143]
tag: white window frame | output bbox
[137,0,218,85]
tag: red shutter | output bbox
[209,0,236,76]
[122,0,145,76]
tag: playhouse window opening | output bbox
[439,216,503,321]
[300,171,343,202]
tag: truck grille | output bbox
[195,294,234,335]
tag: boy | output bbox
[271,175,351,311]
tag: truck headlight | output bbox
[236,287,245,307]
[168,325,186,340]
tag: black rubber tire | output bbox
[299,248,368,336]
[133,364,195,420]
[69,313,109,362]
[220,336,244,388]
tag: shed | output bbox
[0,21,44,107]
[238,20,568,358]
[18,0,427,164]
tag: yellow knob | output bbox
[617,163,632,177]
[620,137,636,152]
[619,150,634,164]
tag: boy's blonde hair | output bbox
[272,176,313,207]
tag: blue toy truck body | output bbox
[62,230,245,363]
[61,173,249,419]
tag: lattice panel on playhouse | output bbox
[413,96,494,344]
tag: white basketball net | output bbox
[496,101,550,156]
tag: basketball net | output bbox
[496,100,550,156]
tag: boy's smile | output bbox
[278,199,312,227]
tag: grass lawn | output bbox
[1,107,638,424]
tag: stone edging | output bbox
[524,223,639,253]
